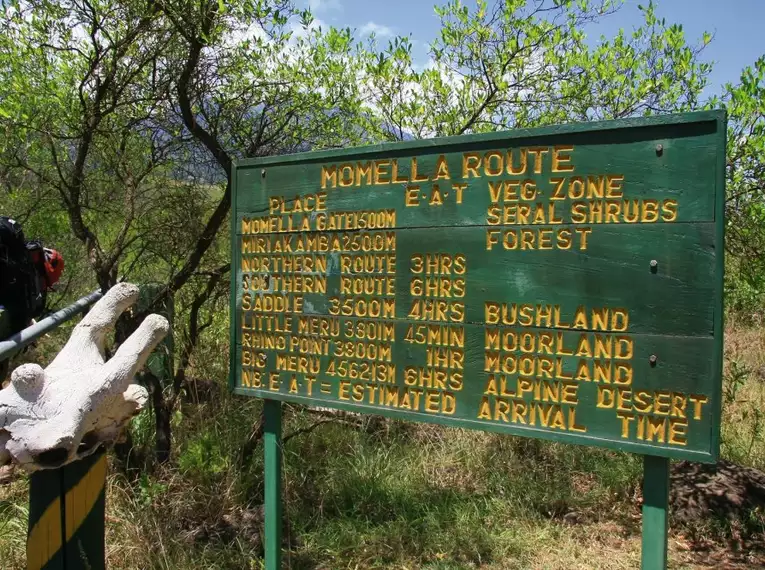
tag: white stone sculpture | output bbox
[0,283,169,472]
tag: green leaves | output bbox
[1,0,761,322]
[711,55,765,316]
[369,0,709,137]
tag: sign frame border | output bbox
[228,109,727,464]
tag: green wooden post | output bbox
[27,448,107,570]
[641,455,670,570]
[264,399,283,570]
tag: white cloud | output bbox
[223,20,270,49]
[359,21,394,38]
[288,16,326,41]
[308,0,342,13]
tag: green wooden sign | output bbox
[230,110,725,463]
[229,110,726,569]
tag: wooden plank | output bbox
[229,110,726,463]
[229,163,240,393]
[233,321,717,460]
[235,320,716,393]
[235,119,718,225]
[234,223,716,337]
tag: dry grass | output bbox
[0,476,27,569]
[721,324,765,470]
[2,324,765,569]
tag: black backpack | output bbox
[0,216,44,333]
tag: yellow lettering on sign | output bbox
[339,163,354,187]
[434,155,450,180]
[617,411,634,437]
[375,160,391,184]
[428,185,444,205]
[405,324,465,348]
[408,299,465,322]
[244,144,709,457]
[329,297,396,319]
[669,418,688,445]
[527,147,549,173]
[340,253,396,274]
[662,200,678,222]
[485,227,591,251]
[462,152,481,178]
[484,151,504,176]
[411,253,467,275]
[484,303,629,332]
[405,185,420,207]
[645,416,666,443]
[689,394,709,420]
[551,145,575,172]
[242,369,263,388]
[452,183,468,203]
[321,165,336,189]
[606,174,624,198]
[411,276,466,299]
[356,162,373,186]
[597,387,614,408]
[340,276,395,296]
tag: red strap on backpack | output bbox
[43,248,64,288]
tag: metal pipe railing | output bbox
[0,289,103,361]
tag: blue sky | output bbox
[303,0,765,97]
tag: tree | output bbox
[156,0,375,293]
[140,0,380,461]
[0,0,380,463]
[365,0,712,139]
[0,0,180,291]
[711,56,765,320]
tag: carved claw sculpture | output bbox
[0,283,169,472]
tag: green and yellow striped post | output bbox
[26,449,107,570]
[24,282,174,569]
